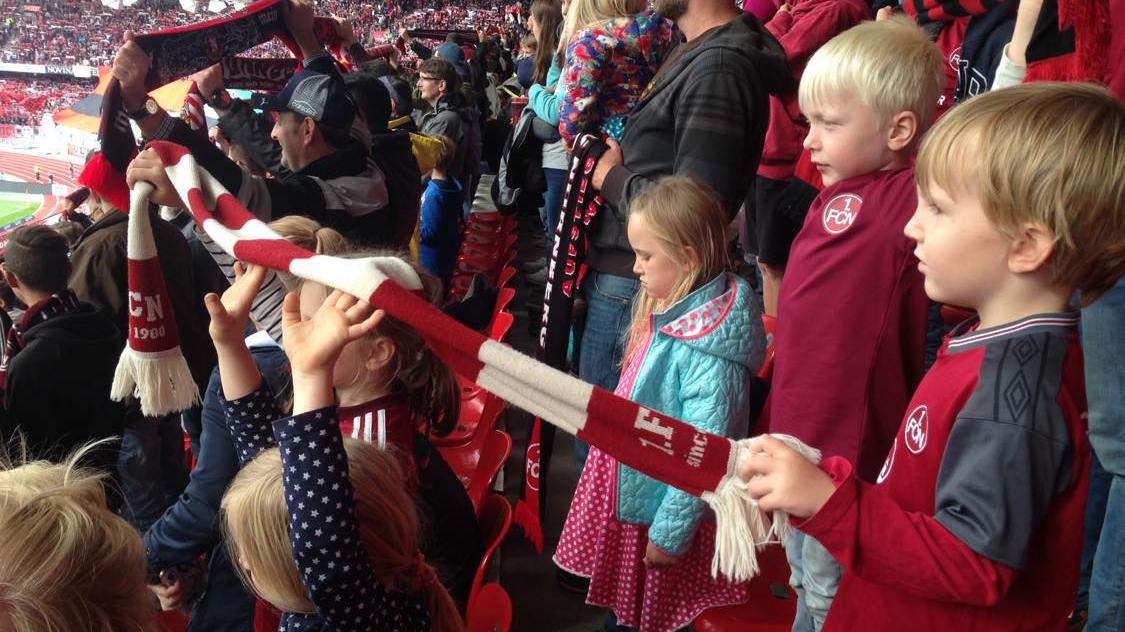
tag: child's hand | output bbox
[204,262,266,348]
[281,289,384,380]
[643,541,679,568]
[740,435,836,519]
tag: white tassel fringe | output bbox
[704,433,821,583]
[111,346,201,417]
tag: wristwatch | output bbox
[126,96,161,121]
[208,89,233,110]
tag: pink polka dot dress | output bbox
[553,345,750,632]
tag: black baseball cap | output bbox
[261,68,356,132]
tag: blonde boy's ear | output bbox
[886,110,919,152]
[1007,222,1057,275]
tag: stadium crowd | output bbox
[0,0,1123,632]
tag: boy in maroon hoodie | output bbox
[743,82,1124,631]
[767,18,945,630]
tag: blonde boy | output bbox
[745,83,1125,630]
[767,17,944,630]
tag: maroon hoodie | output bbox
[757,0,870,180]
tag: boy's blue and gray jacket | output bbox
[617,272,765,555]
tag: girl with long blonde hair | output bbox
[554,177,766,632]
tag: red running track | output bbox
[0,150,81,244]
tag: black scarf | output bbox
[514,133,608,549]
[99,0,298,173]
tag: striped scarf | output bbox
[515,134,607,550]
[130,140,816,582]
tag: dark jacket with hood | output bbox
[596,12,792,276]
[2,301,126,485]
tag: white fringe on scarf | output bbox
[703,434,822,582]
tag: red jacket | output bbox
[801,314,1089,631]
[757,0,869,180]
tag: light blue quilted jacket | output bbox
[616,272,765,555]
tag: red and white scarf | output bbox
[128,140,817,581]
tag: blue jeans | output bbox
[785,530,842,632]
[540,167,568,244]
[1078,450,1112,612]
[576,271,638,468]
[117,413,189,533]
[1082,277,1125,631]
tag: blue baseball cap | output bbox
[261,67,356,132]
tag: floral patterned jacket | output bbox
[559,10,676,148]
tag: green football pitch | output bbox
[0,193,41,227]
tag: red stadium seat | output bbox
[437,429,512,514]
[497,264,516,289]
[693,544,796,632]
[465,582,513,632]
[470,494,513,604]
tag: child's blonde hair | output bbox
[800,17,945,127]
[624,176,729,359]
[0,442,153,632]
[269,216,350,292]
[431,134,457,174]
[221,439,463,631]
[916,82,1125,305]
[558,0,645,60]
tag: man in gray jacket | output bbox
[414,57,482,214]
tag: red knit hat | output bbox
[78,152,131,212]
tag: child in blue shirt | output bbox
[419,135,464,287]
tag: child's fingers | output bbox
[739,449,777,480]
[203,293,226,319]
[241,262,266,287]
[347,308,385,339]
[342,296,372,322]
[323,288,345,307]
[748,435,791,459]
[281,291,302,328]
[755,491,783,514]
[333,290,359,311]
[745,473,773,501]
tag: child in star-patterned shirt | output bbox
[211,263,464,632]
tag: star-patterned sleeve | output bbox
[222,380,286,467]
[272,408,430,631]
